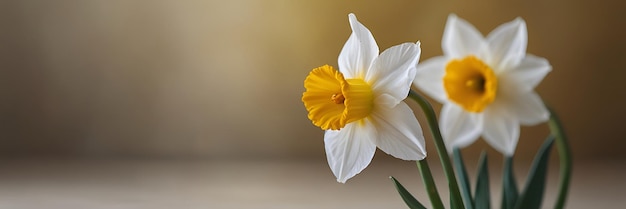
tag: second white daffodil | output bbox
[413,14,552,156]
[302,14,426,183]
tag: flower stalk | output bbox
[409,89,465,209]
[547,106,571,209]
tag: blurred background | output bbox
[0,0,624,208]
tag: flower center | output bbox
[302,65,374,130]
[331,93,345,104]
[443,56,497,113]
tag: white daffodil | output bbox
[413,14,551,156]
[302,13,426,183]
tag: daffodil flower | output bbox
[413,14,551,156]
[302,14,426,183]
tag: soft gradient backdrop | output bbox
[0,1,624,208]
[1,0,624,161]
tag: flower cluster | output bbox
[301,13,570,209]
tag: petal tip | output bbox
[515,17,527,30]
[448,13,458,20]
[503,147,516,156]
[348,13,357,23]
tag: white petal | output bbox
[501,91,549,125]
[370,101,426,160]
[413,56,448,103]
[499,54,551,93]
[368,42,421,105]
[486,17,527,72]
[373,93,398,109]
[440,104,482,152]
[338,13,379,78]
[482,105,520,156]
[442,14,485,59]
[324,121,377,183]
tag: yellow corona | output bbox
[443,56,497,113]
[302,65,374,130]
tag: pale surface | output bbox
[0,159,622,209]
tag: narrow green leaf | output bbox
[514,136,555,209]
[501,156,518,209]
[453,148,474,209]
[417,160,445,209]
[451,197,460,209]
[474,151,490,209]
[390,176,428,209]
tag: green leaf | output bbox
[501,156,519,209]
[390,176,428,209]
[451,197,460,209]
[453,148,474,209]
[474,151,490,209]
[417,160,445,209]
[514,135,555,209]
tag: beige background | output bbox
[0,1,625,208]
[1,0,624,161]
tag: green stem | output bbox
[418,160,445,209]
[409,90,465,209]
[547,106,571,209]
